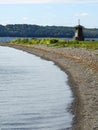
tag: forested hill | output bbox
[0,24,98,38]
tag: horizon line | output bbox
[0,23,97,29]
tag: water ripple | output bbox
[0,46,73,130]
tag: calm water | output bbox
[0,46,73,130]
[0,37,18,43]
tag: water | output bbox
[0,46,73,130]
[0,37,32,43]
[0,37,18,43]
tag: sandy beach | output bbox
[1,43,98,130]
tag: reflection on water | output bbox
[0,47,73,130]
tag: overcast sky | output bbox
[0,0,98,28]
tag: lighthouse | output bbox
[74,20,84,41]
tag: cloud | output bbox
[75,13,89,17]
[0,0,98,4]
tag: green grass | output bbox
[10,38,98,50]
[64,40,98,50]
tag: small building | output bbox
[74,20,84,41]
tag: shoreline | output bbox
[1,43,98,130]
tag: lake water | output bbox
[0,46,73,130]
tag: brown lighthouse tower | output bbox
[74,20,84,41]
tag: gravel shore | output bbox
[1,43,98,130]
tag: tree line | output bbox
[0,24,98,38]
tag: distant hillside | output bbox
[0,24,98,38]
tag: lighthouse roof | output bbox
[75,24,84,28]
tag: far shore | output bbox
[0,43,98,130]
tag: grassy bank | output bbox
[10,38,98,50]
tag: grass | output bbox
[10,38,98,50]
[66,40,98,50]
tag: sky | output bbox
[0,0,98,28]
